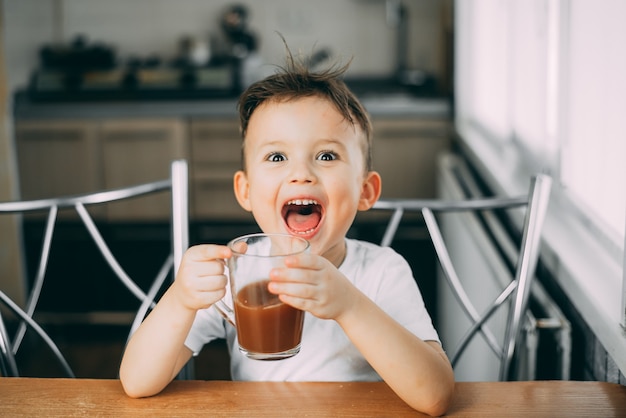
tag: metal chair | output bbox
[0,159,189,377]
[371,167,552,381]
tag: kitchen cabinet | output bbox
[15,120,101,219]
[16,120,100,199]
[189,118,252,221]
[100,119,188,220]
[372,117,450,199]
[15,118,188,220]
[14,97,451,223]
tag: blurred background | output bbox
[3,0,453,99]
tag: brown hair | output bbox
[237,45,373,172]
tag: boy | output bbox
[120,51,454,416]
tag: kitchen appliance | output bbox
[28,35,236,102]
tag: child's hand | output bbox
[171,244,231,312]
[267,253,358,321]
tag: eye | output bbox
[267,152,286,162]
[317,150,337,161]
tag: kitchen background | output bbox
[3,0,452,97]
[1,0,454,379]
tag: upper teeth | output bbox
[288,199,318,205]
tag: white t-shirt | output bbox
[184,238,440,381]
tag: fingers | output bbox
[174,245,231,310]
[178,245,229,280]
[269,253,326,284]
[268,283,326,317]
[276,293,311,312]
[173,277,227,311]
[267,253,352,320]
[184,244,232,262]
[267,254,325,301]
[282,253,323,270]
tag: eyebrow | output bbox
[256,137,348,150]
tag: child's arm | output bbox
[268,253,455,417]
[119,244,231,398]
[334,292,454,416]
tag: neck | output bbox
[323,239,347,268]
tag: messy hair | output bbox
[237,42,373,172]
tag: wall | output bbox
[2,0,446,94]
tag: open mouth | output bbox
[282,199,323,236]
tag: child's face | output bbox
[234,96,381,266]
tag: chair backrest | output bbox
[0,159,189,377]
[371,171,552,381]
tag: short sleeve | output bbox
[184,306,228,356]
[343,239,440,344]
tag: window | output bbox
[560,1,626,243]
[455,0,626,366]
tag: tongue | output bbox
[286,209,321,233]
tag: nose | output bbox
[288,159,316,184]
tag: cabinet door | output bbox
[189,119,251,220]
[372,118,450,199]
[100,119,188,220]
[16,120,100,200]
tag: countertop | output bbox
[13,91,451,120]
[2,378,625,417]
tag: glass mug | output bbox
[214,233,310,360]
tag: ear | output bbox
[233,170,252,212]
[358,170,382,211]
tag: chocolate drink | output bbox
[234,280,304,355]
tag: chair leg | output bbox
[0,309,19,376]
[13,206,57,352]
[500,174,552,380]
[171,159,193,380]
[0,290,75,377]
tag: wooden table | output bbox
[1,378,625,417]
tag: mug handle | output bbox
[213,257,235,327]
[213,299,235,327]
